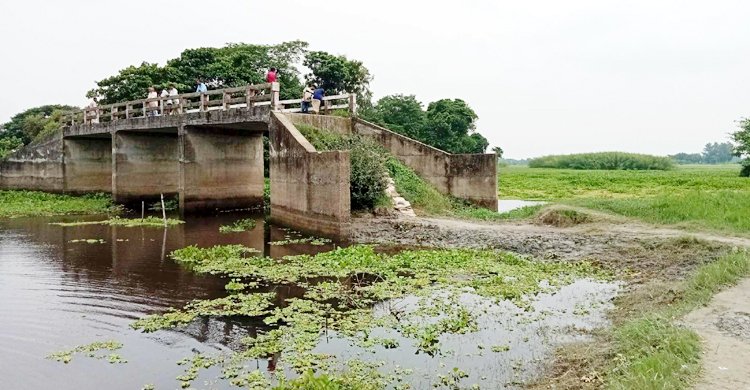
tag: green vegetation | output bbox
[52,216,184,228]
[132,244,607,388]
[0,105,78,150]
[47,340,126,364]
[499,165,750,234]
[296,123,388,210]
[609,251,750,388]
[669,141,736,165]
[731,118,750,176]
[219,218,257,233]
[529,152,674,171]
[359,94,489,154]
[387,157,536,221]
[0,191,116,218]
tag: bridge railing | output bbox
[277,94,356,114]
[68,82,279,125]
[64,83,357,125]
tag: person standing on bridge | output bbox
[195,79,208,109]
[311,86,325,115]
[160,87,171,115]
[146,87,159,117]
[168,84,179,114]
[266,68,278,83]
[301,85,313,113]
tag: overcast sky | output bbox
[1,0,749,158]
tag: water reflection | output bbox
[0,212,333,390]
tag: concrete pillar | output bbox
[112,131,179,205]
[63,137,112,194]
[178,125,264,212]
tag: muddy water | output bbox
[0,213,618,389]
[0,212,334,390]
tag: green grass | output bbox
[529,152,674,170]
[0,190,116,218]
[499,165,750,234]
[387,157,533,221]
[609,251,750,389]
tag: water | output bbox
[0,213,617,389]
[498,199,547,213]
[0,213,335,390]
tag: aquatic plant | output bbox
[219,218,257,233]
[133,244,610,387]
[47,340,125,364]
[52,216,184,228]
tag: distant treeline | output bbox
[669,142,737,164]
[528,152,674,171]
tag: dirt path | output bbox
[684,278,750,389]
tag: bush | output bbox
[296,124,388,210]
[740,159,750,177]
[528,152,674,171]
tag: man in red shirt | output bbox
[266,68,277,83]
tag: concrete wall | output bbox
[285,113,353,135]
[63,137,112,194]
[0,134,64,192]
[113,131,179,204]
[269,112,351,238]
[179,126,264,211]
[353,118,498,210]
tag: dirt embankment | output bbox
[351,212,747,281]
[353,211,750,389]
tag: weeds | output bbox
[219,218,257,233]
[0,190,116,218]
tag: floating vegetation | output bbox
[268,236,332,246]
[149,198,178,212]
[52,216,184,228]
[47,340,126,364]
[219,218,257,233]
[131,244,612,388]
[68,238,105,244]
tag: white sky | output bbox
[1,0,749,158]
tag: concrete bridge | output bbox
[0,83,497,238]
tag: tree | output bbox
[87,41,309,104]
[1,105,78,144]
[0,136,23,159]
[731,118,750,177]
[365,95,425,139]
[492,146,504,160]
[702,142,734,164]
[303,51,372,96]
[423,99,487,154]
[669,152,703,164]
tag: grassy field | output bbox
[499,165,750,234]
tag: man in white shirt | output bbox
[146,87,159,116]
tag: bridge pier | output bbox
[112,131,180,205]
[178,125,264,212]
[63,137,112,194]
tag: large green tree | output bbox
[732,118,750,176]
[88,41,309,104]
[1,105,78,144]
[423,99,488,154]
[303,51,372,96]
[361,95,489,154]
[366,95,425,139]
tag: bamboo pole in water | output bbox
[160,194,167,227]
[141,201,145,222]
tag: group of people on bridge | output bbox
[86,67,329,121]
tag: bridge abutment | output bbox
[63,137,112,194]
[112,131,180,205]
[178,125,264,212]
